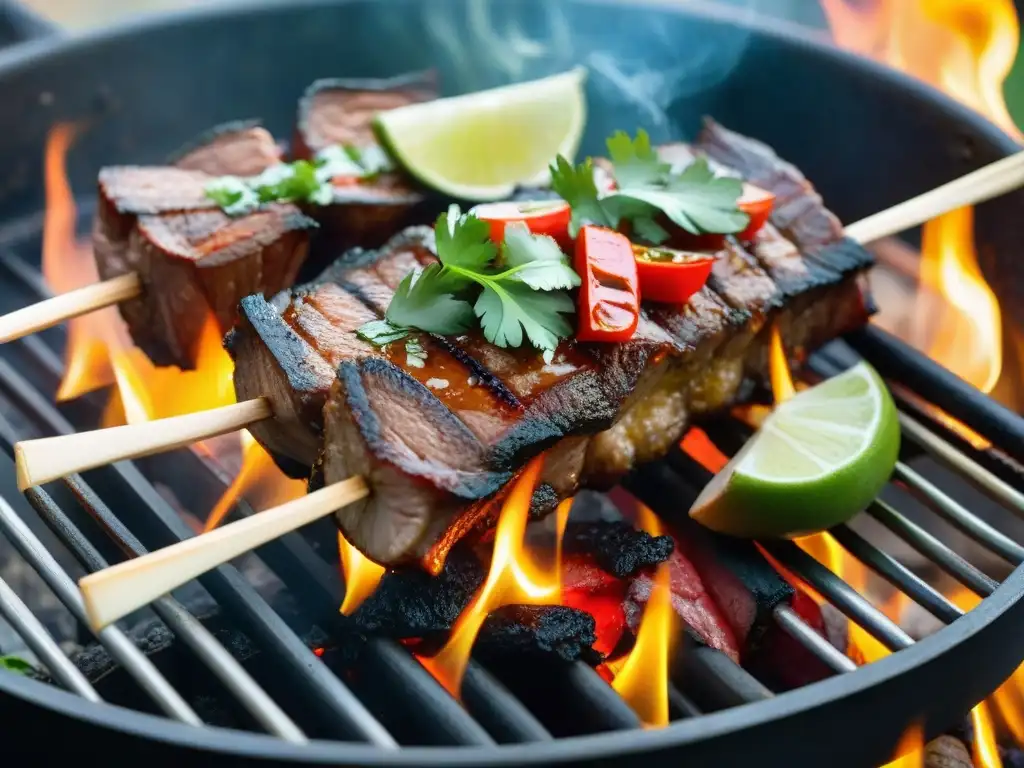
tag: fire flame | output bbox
[339,532,385,616]
[823,0,1014,401]
[610,503,676,728]
[881,723,925,768]
[419,455,559,698]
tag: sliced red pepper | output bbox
[736,182,775,241]
[574,226,640,343]
[633,245,714,305]
[470,200,572,249]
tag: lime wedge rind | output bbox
[374,68,588,202]
[689,362,900,539]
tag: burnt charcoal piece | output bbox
[474,605,601,665]
[562,520,674,578]
[344,545,485,640]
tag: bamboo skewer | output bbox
[15,398,271,491]
[0,273,142,343]
[15,154,1024,631]
[844,149,1024,244]
[78,476,369,630]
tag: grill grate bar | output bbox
[0,572,101,700]
[845,326,1024,460]
[668,687,702,719]
[868,500,998,597]
[758,541,914,652]
[897,411,1024,516]
[0,493,202,723]
[16,479,308,743]
[893,462,1024,564]
[0,346,397,745]
[772,605,857,673]
[828,525,963,625]
[679,645,773,711]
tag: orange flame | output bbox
[419,455,559,698]
[823,0,1012,402]
[880,723,925,767]
[339,532,385,616]
[821,0,1022,140]
[610,504,677,728]
[973,701,1006,768]
[914,205,1002,393]
[769,323,795,404]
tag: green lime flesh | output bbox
[373,68,587,202]
[689,362,900,539]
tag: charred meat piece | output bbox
[229,122,873,569]
[292,72,438,256]
[93,126,312,368]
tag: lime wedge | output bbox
[689,362,900,538]
[373,68,587,202]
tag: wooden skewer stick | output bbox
[0,273,142,344]
[15,150,1024,489]
[844,150,1024,245]
[79,476,369,630]
[54,151,1024,632]
[15,398,271,491]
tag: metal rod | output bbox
[898,412,1024,517]
[23,485,307,743]
[759,541,914,652]
[893,462,1024,564]
[829,525,963,625]
[0,495,202,724]
[0,359,397,745]
[0,574,101,701]
[679,646,773,711]
[868,500,998,597]
[845,326,1024,462]
[772,605,857,674]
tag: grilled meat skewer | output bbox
[228,120,874,570]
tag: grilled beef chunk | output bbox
[167,119,284,177]
[230,123,874,568]
[93,127,312,368]
[292,72,437,256]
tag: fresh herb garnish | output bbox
[405,338,428,368]
[205,143,394,216]
[550,129,749,245]
[0,655,33,675]
[357,206,580,353]
[356,318,410,346]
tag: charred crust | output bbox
[807,236,875,277]
[279,209,321,234]
[164,119,265,165]
[488,371,616,471]
[236,295,325,395]
[337,357,511,499]
[563,521,675,578]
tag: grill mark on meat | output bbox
[94,125,310,369]
[235,123,873,569]
[292,73,438,258]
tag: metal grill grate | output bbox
[0,210,1020,752]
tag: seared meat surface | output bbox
[93,127,313,368]
[227,122,873,569]
[292,72,438,257]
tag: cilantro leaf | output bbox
[0,656,33,675]
[357,319,409,346]
[605,129,669,189]
[435,205,499,270]
[549,155,615,237]
[475,281,575,352]
[385,263,476,335]
[405,337,427,368]
[501,223,581,291]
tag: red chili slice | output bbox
[574,226,640,343]
[470,200,572,248]
[633,245,714,305]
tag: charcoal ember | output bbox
[562,520,674,578]
[344,544,484,640]
[475,605,601,665]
